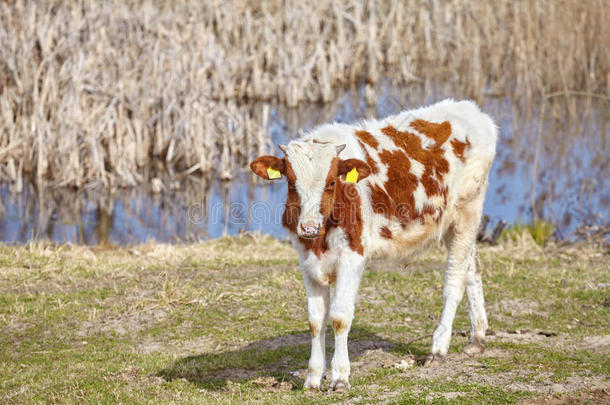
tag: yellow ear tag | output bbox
[345,167,358,183]
[267,167,281,179]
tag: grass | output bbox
[501,220,555,246]
[0,0,608,190]
[0,234,608,404]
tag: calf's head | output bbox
[250,142,370,239]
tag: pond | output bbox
[0,80,607,244]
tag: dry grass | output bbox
[0,0,608,190]
[0,235,608,403]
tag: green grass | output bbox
[0,235,608,404]
[500,220,555,246]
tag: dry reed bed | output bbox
[0,0,608,190]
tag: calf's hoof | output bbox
[330,379,350,392]
[303,376,322,391]
[423,354,445,367]
[463,337,485,356]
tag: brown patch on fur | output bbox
[376,149,419,225]
[380,226,392,239]
[309,321,320,337]
[381,123,450,199]
[409,119,452,145]
[281,160,300,234]
[322,271,337,284]
[320,158,340,219]
[355,130,379,149]
[331,180,364,254]
[312,139,330,144]
[450,138,471,162]
[369,184,395,218]
[332,318,348,335]
[357,140,379,174]
[283,159,297,184]
[420,204,437,218]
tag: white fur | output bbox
[283,142,337,227]
[282,99,497,390]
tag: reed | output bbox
[0,0,607,189]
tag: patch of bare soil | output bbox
[339,332,609,396]
[493,331,610,353]
[521,389,609,404]
[142,331,314,356]
[201,368,288,388]
[245,376,294,391]
[401,348,609,395]
[575,335,610,353]
[106,365,165,386]
[425,391,468,401]
[496,299,546,317]
[351,348,404,374]
[77,309,168,337]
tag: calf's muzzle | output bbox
[299,223,321,239]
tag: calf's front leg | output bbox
[328,252,365,392]
[302,271,330,390]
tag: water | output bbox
[0,80,608,244]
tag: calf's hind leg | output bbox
[463,247,488,355]
[426,202,483,366]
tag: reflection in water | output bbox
[0,81,607,244]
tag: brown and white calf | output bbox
[250,99,497,391]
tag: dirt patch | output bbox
[495,298,547,317]
[246,376,294,391]
[77,309,168,337]
[106,365,165,386]
[351,348,404,375]
[502,375,609,396]
[492,330,610,353]
[576,335,610,353]
[425,391,467,401]
[493,330,561,345]
[521,389,609,404]
[158,332,312,356]
[403,350,609,395]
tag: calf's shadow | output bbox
[158,327,428,390]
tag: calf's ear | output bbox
[250,156,285,180]
[338,158,371,182]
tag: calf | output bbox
[250,99,497,391]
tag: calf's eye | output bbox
[329,181,335,187]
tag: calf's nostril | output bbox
[300,223,320,236]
